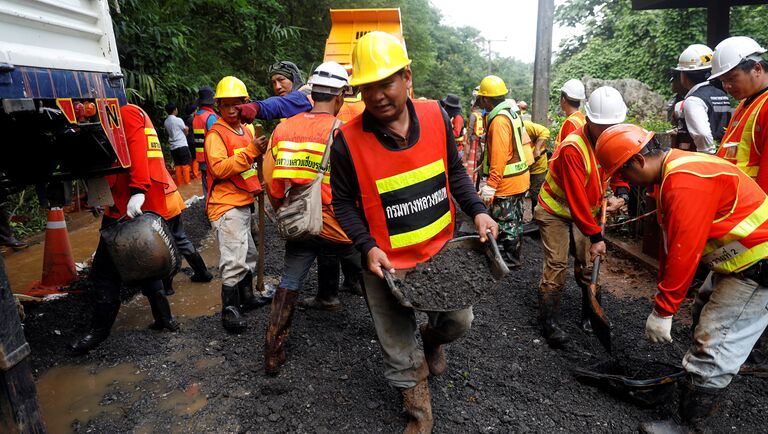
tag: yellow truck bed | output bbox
[323,8,405,70]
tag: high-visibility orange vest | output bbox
[192,107,217,163]
[341,100,455,269]
[555,111,586,148]
[162,169,185,220]
[472,109,485,137]
[657,149,768,273]
[337,96,365,123]
[716,91,768,179]
[205,122,262,198]
[538,127,604,220]
[269,113,340,205]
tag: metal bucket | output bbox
[100,212,181,284]
[573,358,686,407]
[384,235,509,312]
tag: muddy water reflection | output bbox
[37,363,145,434]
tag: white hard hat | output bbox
[674,44,713,71]
[560,79,586,101]
[507,99,519,112]
[308,61,350,94]
[710,36,767,80]
[585,86,627,125]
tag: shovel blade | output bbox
[588,283,612,353]
[484,234,510,280]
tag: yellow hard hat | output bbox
[350,31,412,87]
[214,76,249,99]
[477,75,508,97]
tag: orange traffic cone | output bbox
[26,207,77,296]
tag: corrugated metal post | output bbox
[532,0,555,125]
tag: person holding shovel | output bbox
[595,123,768,434]
[535,86,631,348]
[330,31,497,434]
[261,61,360,375]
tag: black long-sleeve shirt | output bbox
[331,98,487,256]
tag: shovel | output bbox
[483,230,509,280]
[255,124,266,292]
[586,198,612,353]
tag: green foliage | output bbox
[6,188,47,238]
[109,0,533,123]
[553,1,768,98]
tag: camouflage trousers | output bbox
[489,193,525,243]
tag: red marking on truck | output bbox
[97,98,130,168]
[56,98,77,124]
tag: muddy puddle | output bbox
[36,363,146,434]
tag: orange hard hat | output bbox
[595,124,655,178]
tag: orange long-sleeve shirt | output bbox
[544,126,628,238]
[486,113,531,196]
[205,120,260,221]
[655,149,768,316]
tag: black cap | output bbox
[195,85,215,107]
[441,93,461,109]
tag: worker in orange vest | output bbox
[160,172,213,296]
[535,86,630,348]
[71,104,178,354]
[192,85,217,198]
[710,35,768,375]
[476,76,532,269]
[261,61,360,375]
[555,79,587,149]
[595,124,768,434]
[205,76,268,333]
[466,90,485,184]
[441,94,465,157]
[330,31,498,434]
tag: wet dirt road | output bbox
[14,200,768,433]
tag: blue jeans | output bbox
[279,237,358,291]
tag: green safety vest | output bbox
[482,100,528,177]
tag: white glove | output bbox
[479,185,496,205]
[126,193,145,218]
[645,310,673,343]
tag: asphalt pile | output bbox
[20,208,768,433]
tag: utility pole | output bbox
[478,37,506,75]
[532,0,554,125]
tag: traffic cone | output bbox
[26,207,77,296]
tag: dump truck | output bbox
[0,0,128,192]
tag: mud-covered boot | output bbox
[419,323,447,376]
[186,251,213,282]
[538,292,569,348]
[639,376,722,434]
[147,290,180,331]
[401,379,434,434]
[501,237,522,269]
[221,284,247,333]
[299,259,342,312]
[264,288,300,375]
[70,302,120,354]
[238,271,262,311]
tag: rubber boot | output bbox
[264,288,299,375]
[501,237,522,269]
[186,251,213,282]
[147,290,180,331]
[175,166,184,186]
[420,323,447,376]
[182,164,191,184]
[238,271,261,311]
[401,379,434,434]
[639,377,722,434]
[70,302,120,354]
[221,284,247,333]
[538,292,569,348]
[299,256,342,312]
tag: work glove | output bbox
[645,310,673,343]
[479,185,496,206]
[126,193,145,218]
[236,103,259,124]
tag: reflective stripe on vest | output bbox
[717,91,768,178]
[341,99,454,269]
[144,127,163,159]
[555,111,586,147]
[271,140,326,182]
[482,101,528,177]
[207,122,261,194]
[474,111,484,136]
[658,150,768,273]
[538,132,602,220]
